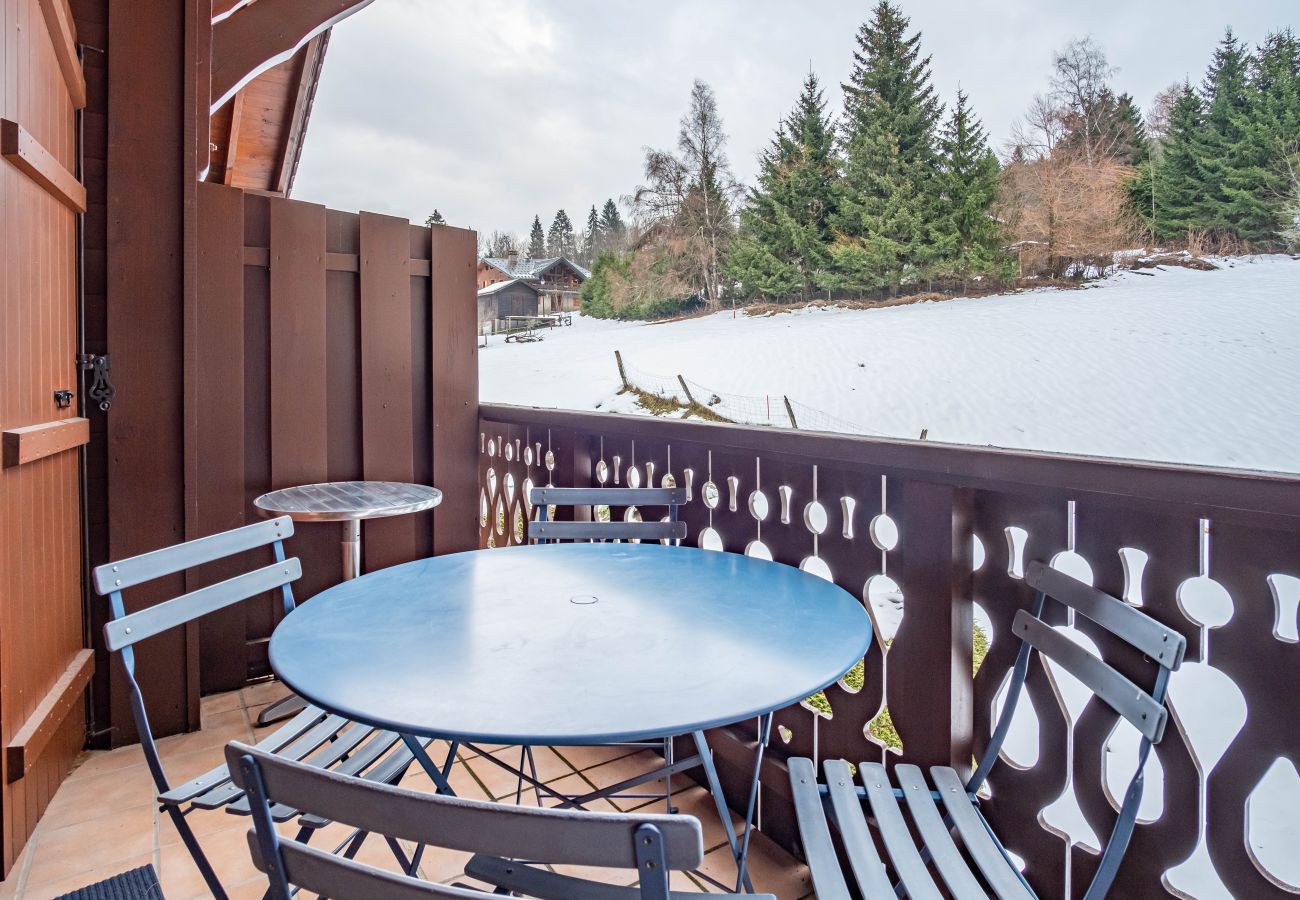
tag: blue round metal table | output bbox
[270,542,873,891]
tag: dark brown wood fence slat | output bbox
[360,210,417,570]
[196,181,251,692]
[269,196,328,489]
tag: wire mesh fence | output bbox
[616,352,876,436]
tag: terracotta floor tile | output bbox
[239,680,287,709]
[66,745,149,780]
[156,708,250,761]
[158,818,261,897]
[537,773,622,812]
[551,743,642,772]
[38,763,155,831]
[21,854,156,900]
[471,746,575,800]
[696,828,811,900]
[24,805,156,889]
[444,756,494,801]
[200,689,243,716]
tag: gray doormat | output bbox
[54,865,165,900]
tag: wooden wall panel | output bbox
[0,0,86,873]
[268,196,328,488]
[192,185,478,681]
[194,180,250,693]
[429,225,479,555]
[359,211,417,570]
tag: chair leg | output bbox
[164,804,229,900]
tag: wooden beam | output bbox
[1,119,87,213]
[210,0,375,110]
[274,34,326,194]
[2,418,89,468]
[223,90,245,185]
[36,0,86,109]
[6,651,94,782]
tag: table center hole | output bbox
[570,595,599,605]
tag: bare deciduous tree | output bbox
[631,80,743,308]
[998,154,1140,277]
[1051,36,1118,167]
[1145,82,1184,151]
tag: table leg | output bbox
[259,519,363,727]
[693,716,771,894]
[401,733,457,796]
[343,519,362,580]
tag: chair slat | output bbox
[853,762,943,900]
[227,743,704,870]
[465,854,768,899]
[528,520,686,542]
[277,839,488,899]
[93,516,294,594]
[530,487,687,507]
[210,716,363,813]
[786,758,853,900]
[823,760,927,898]
[1026,561,1185,669]
[1013,610,1169,742]
[104,558,302,651]
[893,764,987,899]
[930,767,1036,900]
[158,704,333,805]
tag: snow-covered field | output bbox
[480,255,1300,473]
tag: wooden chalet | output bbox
[478,249,589,316]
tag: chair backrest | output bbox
[227,741,705,900]
[974,559,1187,900]
[92,517,300,790]
[529,486,688,543]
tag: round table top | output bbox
[269,543,873,745]
[253,481,441,523]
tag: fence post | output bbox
[614,350,630,391]
[676,375,698,408]
[783,396,798,429]
[890,481,974,775]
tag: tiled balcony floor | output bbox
[0,682,813,899]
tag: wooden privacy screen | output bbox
[193,183,478,693]
[0,0,90,875]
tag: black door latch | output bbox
[77,353,115,411]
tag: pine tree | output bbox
[730,71,839,297]
[935,89,1005,278]
[425,210,446,226]
[1145,85,1205,241]
[1108,94,1150,167]
[830,1,945,291]
[1196,29,1253,236]
[527,215,546,258]
[1219,29,1300,245]
[599,199,625,238]
[581,205,601,265]
[546,210,575,258]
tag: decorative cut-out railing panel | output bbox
[477,403,1300,899]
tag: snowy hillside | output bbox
[479,255,1300,474]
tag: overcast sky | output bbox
[293,0,1297,240]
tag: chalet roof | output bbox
[477,278,539,297]
[480,256,592,282]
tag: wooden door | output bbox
[0,0,92,876]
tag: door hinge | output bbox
[77,353,115,411]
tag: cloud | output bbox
[293,0,1297,238]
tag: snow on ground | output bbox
[480,255,1300,473]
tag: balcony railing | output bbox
[477,401,1300,898]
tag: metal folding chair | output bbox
[93,516,434,900]
[529,486,687,544]
[520,486,689,812]
[787,560,1186,900]
[229,740,773,899]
